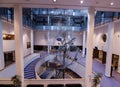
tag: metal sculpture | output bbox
[53,31,80,79]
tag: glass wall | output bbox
[0,8,120,31]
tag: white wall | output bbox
[2,20,14,34]
[23,27,31,56]
[34,30,48,45]
[34,30,83,46]
[93,21,120,73]
[3,19,120,56]
[94,25,108,51]
[2,21,31,57]
[113,22,120,55]
[94,21,120,56]
[3,40,15,52]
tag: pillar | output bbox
[47,31,51,54]
[82,31,86,57]
[47,15,51,54]
[105,22,114,77]
[85,7,95,87]
[118,54,120,73]
[14,5,24,87]
[31,29,34,54]
[0,18,5,70]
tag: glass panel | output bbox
[35,15,48,25]
[50,16,67,26]
[39,8,48,15]
[71,16,82,27]
[48,8,64,15]
[65,9,73,16]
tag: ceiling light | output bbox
[80,0,83,4]
[110,2,114,6]
[53,0,57,2]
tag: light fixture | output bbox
[53,0,57,3]
[2,34,6,39]
[110,2,114,6]
[80,0,83,4]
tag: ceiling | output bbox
[0,0,120,12]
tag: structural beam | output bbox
[85,7,95,87]
[82,31,86,57]
[14,5,24,87]
[105,22,114,77]
[0,18,5,70]
[47,31,51,54]
[31,29,34,54]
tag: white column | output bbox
[0,18,5,70]
[85,7,95,87]
[47,31,51,53]
[31,29,34,54]
[105,22,114,77]
[82,31,86,57]
[68,31,71,41]
[14,5,24,87]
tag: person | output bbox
[114,62,118,71]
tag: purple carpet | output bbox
[68,52,120,87]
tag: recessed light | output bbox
[80,0,83,4]
[110,2,114,6]
[53,0,57,2]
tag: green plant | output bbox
[11,75,21,87]
[93,73,102,87]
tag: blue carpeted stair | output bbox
[24,58,41,79]
[24,52,48,79]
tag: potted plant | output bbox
[93,73,102,87]
[11,75,21,87]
